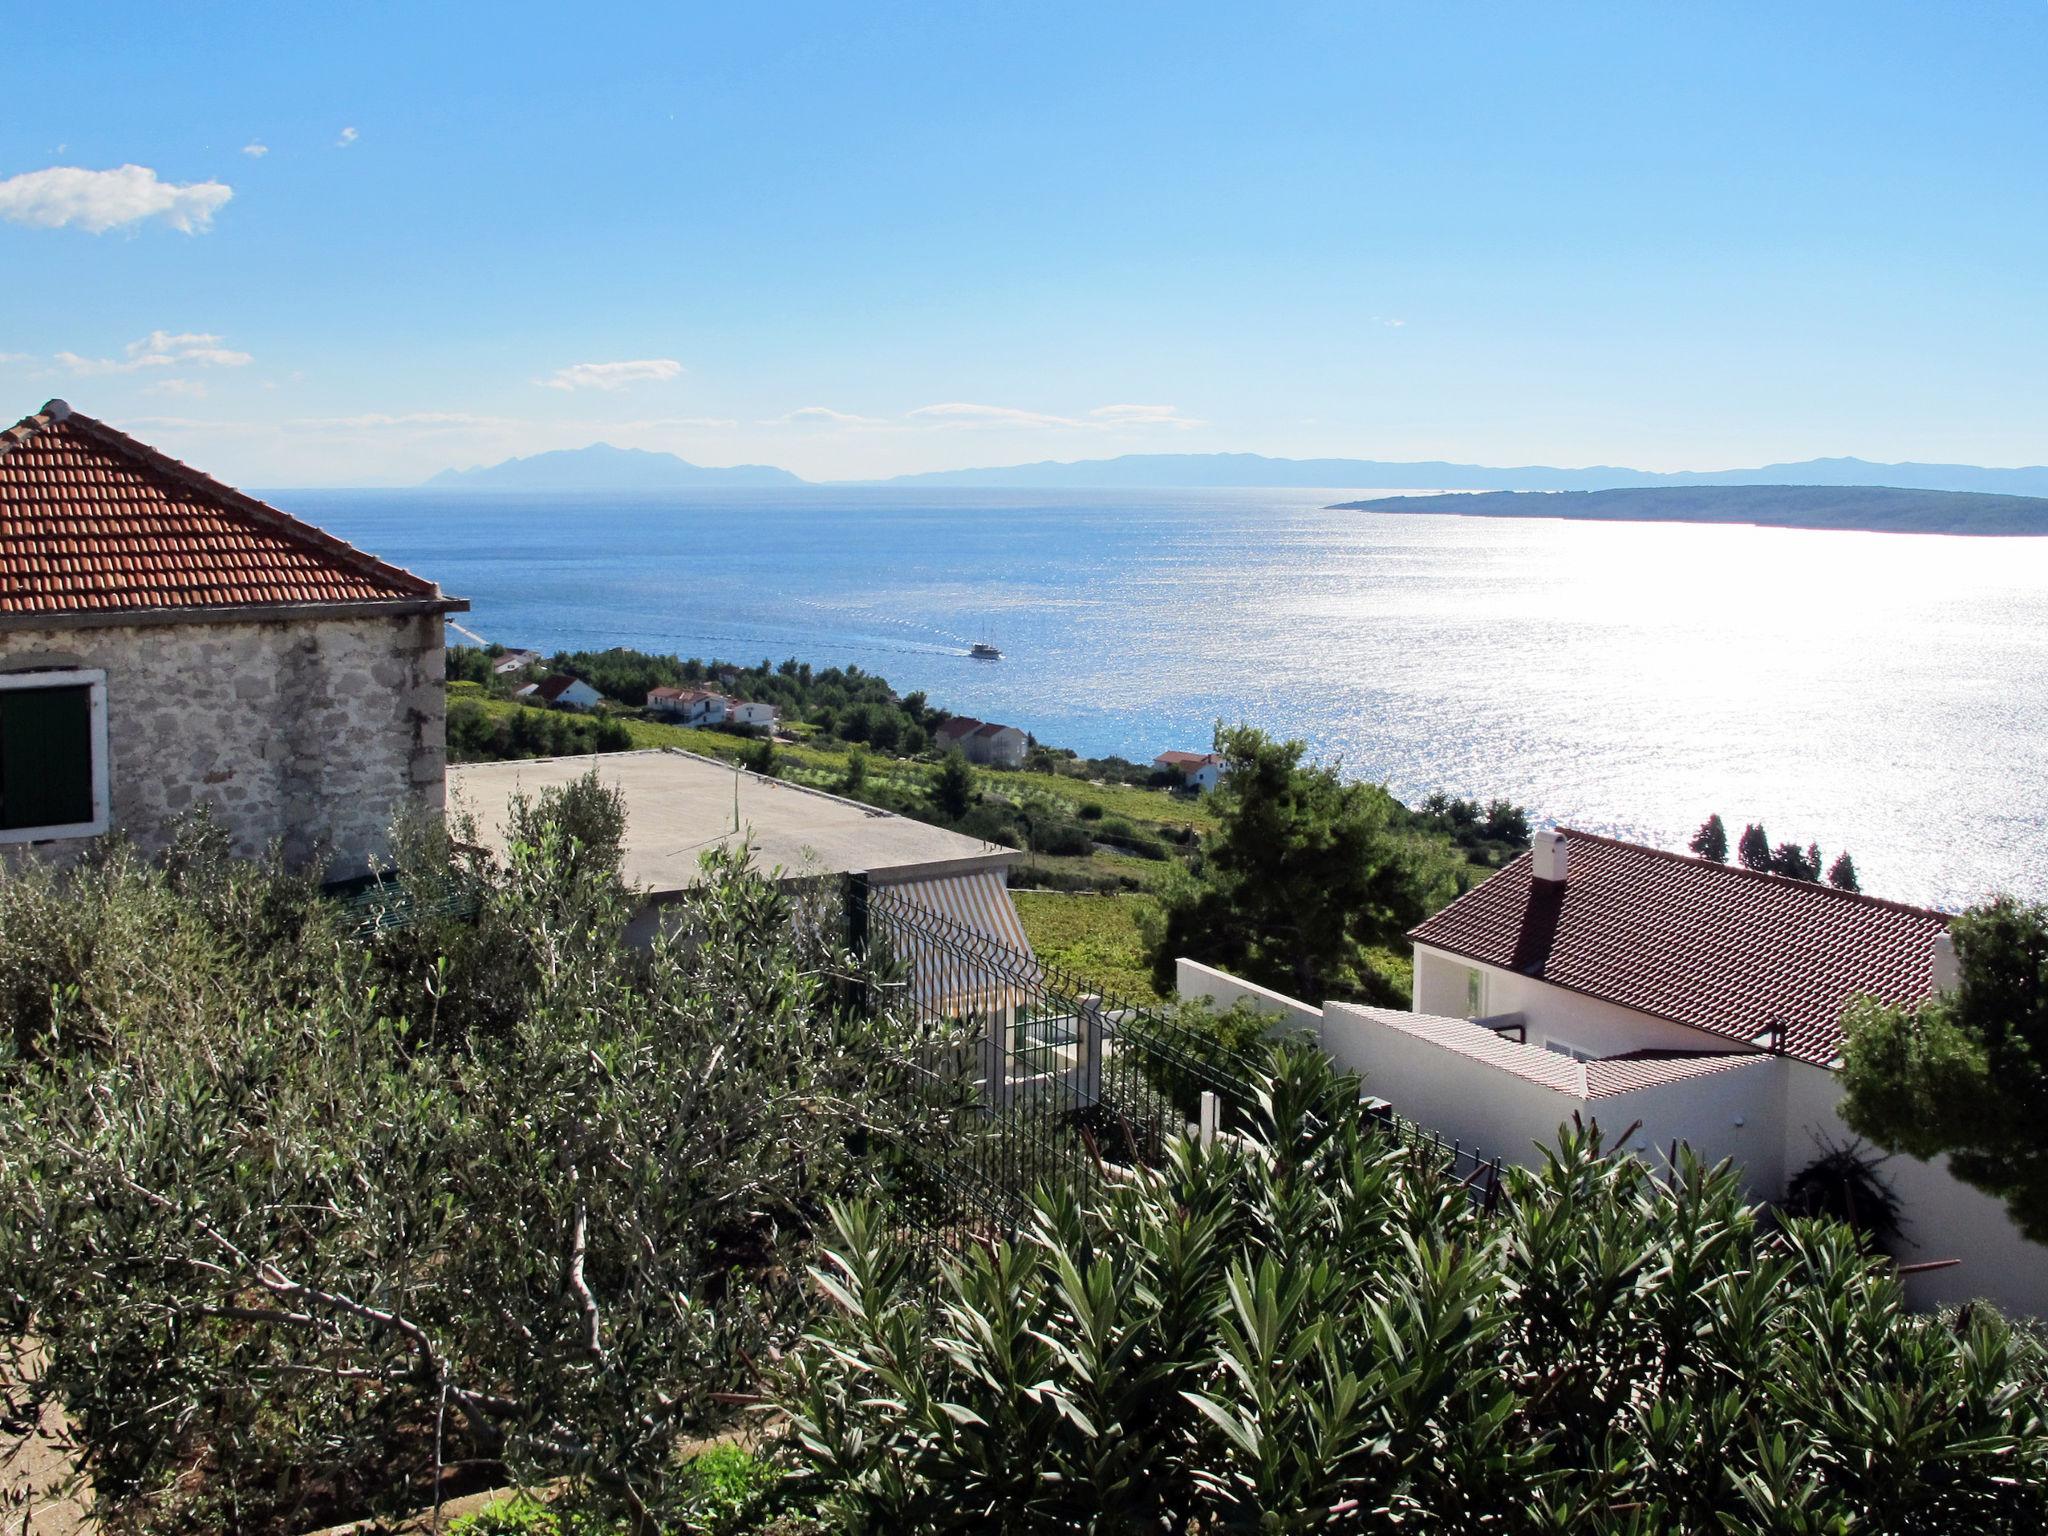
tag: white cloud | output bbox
[242,142,268,158]
[57,330,254,375]
[0,164,233,235]
[1090,402,1202,430]
[541,358,684,392]
[765,405,889,428]
[0,351,31,366]
[908,401,1089,430]
[143,377,208,399]
[336,127,359,147]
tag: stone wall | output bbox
[0,611,446,879]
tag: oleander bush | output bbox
[784,1043,2048,1534]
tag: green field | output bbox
[1013,891,1164,1003]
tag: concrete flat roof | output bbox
[449,749,1018,895]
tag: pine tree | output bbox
[1690,813,1730,863]
[1738,822,1771,872]
[1828,851,1861,892]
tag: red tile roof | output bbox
[1409,830,1949,1067]
[0,400,459,620]
[935,717,983,742]
[1154,750,1219,767]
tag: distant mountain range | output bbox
[864,451,2048,497]
[426,442,802,489]
[1330,485,2048,537]
[422,444,2048,499]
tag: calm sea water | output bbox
[282,487,2048,910]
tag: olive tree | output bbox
[0,782,947,1533]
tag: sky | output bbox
[3,1,2045,486]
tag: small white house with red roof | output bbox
[518,673,605,711]
[1177,827,2046,1317]
[0,400,465,877]
[646,686,728,725]
[1153,749,1226,791]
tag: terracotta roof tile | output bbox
[1409,831,1948,1068]
[0,400,458,620]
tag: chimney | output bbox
[1532,828,1568,884]
[1928,930,1959,995]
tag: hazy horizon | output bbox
[5,3,2045,486]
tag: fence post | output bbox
[1075,993,1104,1109]
[1199,1090,1219,1149]
[979,1023,1012,1112]
[840,871,871,1020]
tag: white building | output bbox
[491,649,542,675]
[1153,750,1226,792]
[646,687,728,725]
[1177,827,2047,1319]
[727,699,779,730]
[0,399,464,879]
[517,674,605,711]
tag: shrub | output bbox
[783,1043,2048,1531]
[0,784,956,1534]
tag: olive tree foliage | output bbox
[786,1044,2048,1535]
[0,781,947,1534]
[1840,896,2048,1244]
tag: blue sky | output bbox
[3,1,2044,485]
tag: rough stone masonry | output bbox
[0,611,447,880]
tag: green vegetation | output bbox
[787,1043,2048,1531]
[1839,896,2048,1242]
[1014,891,1163,1002]
[4,815,2043,1533]
[0,786,938,1534]
[1723,814,1860,887]
[1142,725,1432,1004]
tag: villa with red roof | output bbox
[0,400,466,877]
[1177,826,2045,1316]
[1153,749,1227,791]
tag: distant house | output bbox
[1153,749,1226,792]
[491,648,542,675]
[727,700,779,730]
[0,399,466,878]
[647,687,728,725]
[935,716,1027,769]
[520,674,605,711]
[1177,827,2048,1319]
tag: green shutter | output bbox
[0,684,96,831]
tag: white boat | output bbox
[969,640,1002,660]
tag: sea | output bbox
[281,486,2048,911]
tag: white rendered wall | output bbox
[1413,945,1748,1058]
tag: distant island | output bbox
[1327,485,2048,537]
[863,451,2048,497]
[417,444,2048,499]
[427,442,803,490]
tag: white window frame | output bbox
[0,668,111,844]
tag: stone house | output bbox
[0,399,466,878]
[934,715,1027,768]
